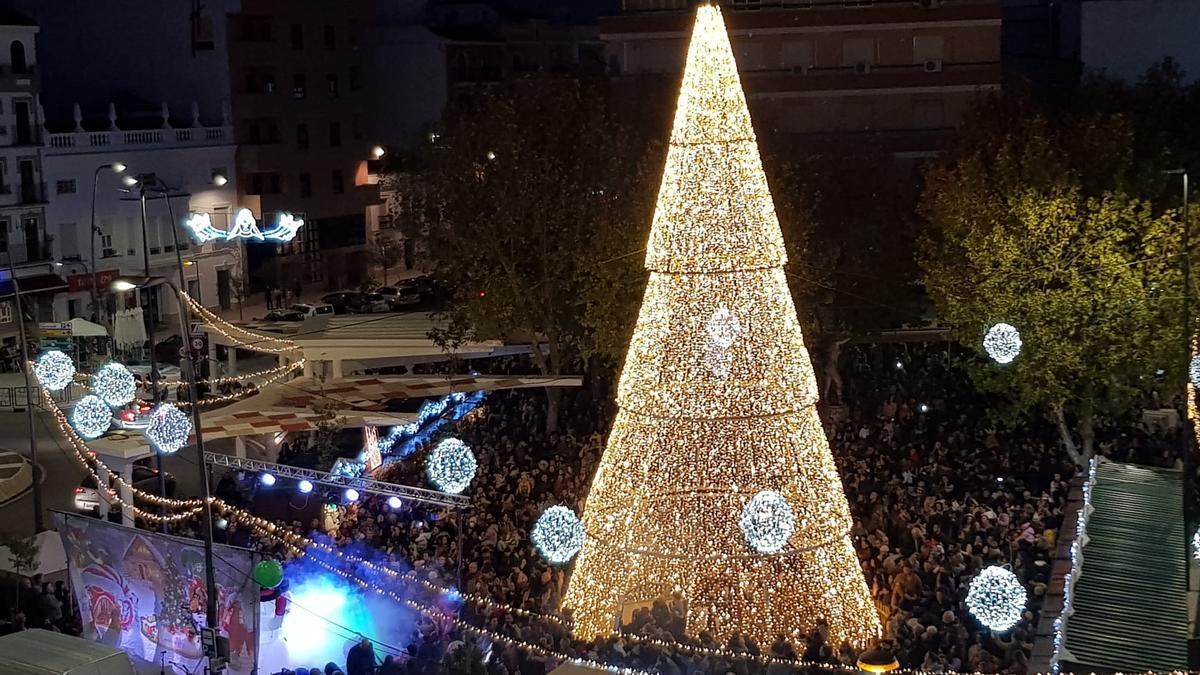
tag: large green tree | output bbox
[422,77,664,431]
[921,83,1196,465]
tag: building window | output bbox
[331,169,344,194]
[299,172,312,197]
[55,179,76,194]
[293,73,307,98]
[241,16,273,42]
[248,172,281,195]
[100,232,114,257]
[327,74,339,98]
[323,24,336,50]
[246,118,279,145]
[290,23,304,50]
[0,220,7,253]
[349,65,361,91]
[913,35,945,65]
[841,38,876,68]
[329,122,341,147]
[10,41,26,74]
[782,39,814,70]
[297,123,310,149]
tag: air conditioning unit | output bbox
[923,59,943,73]
[791,64,810,75]
[854,62,872,74]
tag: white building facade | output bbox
[0,16,55,325]
[42,111,242,324]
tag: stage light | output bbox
[919,403,929,413]
[261,473,276,486]
[298,479,313,494]
[344,488,360,502]
[387,496,402,509]
[895,360,903,369]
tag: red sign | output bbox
[68,269,121,293]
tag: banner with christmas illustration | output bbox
[55,513,260,675]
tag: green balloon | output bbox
[253,559,284,588]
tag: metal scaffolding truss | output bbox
[204,453,469,509]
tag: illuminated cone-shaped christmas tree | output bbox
[563,5,880,648]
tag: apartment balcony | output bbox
[44,125,234,154]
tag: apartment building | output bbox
[602,0,1003,155]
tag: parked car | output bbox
[290,302,335,318]
[75,463,177,517]
[375,285,421,309]
[263,308,305,321]
[126,363,182,382]
[320,292,369,315]
[363,292,390,313]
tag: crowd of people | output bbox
[281,342,1183,674]
[20,340,1179,674]
[0,575,81,638]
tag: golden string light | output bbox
[562,5,880,648]
[177,359,305,409]
[177,288,301,354]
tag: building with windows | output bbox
[0,8,55,332]
[229,0,381,291]
[601,0,1002,156]
[41,108,239,324]
[3,0,382,293]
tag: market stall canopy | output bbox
[68,317,108,337]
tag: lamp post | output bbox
[89,162,126,323]
[4,255,41,532]
[112,275,218,659]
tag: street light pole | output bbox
[137,187,169,530]
[5,255,41,532]
[89,163,125,323]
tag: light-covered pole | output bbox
[89,162,126,322]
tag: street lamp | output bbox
[370,145,385,160]
[89,162,126,323]
[109,274,218,648]
[3,255,42,531]
[211,172,228,187]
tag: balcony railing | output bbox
[45,125,233,152]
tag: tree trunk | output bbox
[1053,404,1085,468]
[1079,396,1095,462]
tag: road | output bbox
[0,410,238,540]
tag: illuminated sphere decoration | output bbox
[965,566,1026,632]
[1192,527,1200,561]
[983,323,1022,365]
[92,362,137,407]
[71,394,113,440]
[34,350,76,392]
[144,403,191,454]
[1190,355,1200,388]
[427,438,476,494]
[531,506,586,565]
[738,490,796,554]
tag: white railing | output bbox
[44,125,232,152]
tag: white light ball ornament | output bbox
[71,394,113,440]
[145,403,191,454]
[426,438,476,494]
[1189,355,1200,387]
[983,323,1022,365]
[34,350,76,392]
[965,565,1026,632]
[738,490,796,554]
[92,362,137,407]
[531,505,586,565]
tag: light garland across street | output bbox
[177,288,301,354]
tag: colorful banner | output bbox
[55,513,260,675]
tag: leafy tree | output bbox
[310,376,348,470]
[920,88,1191,465]
[2,534,38,605]
[422,77,665,431]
